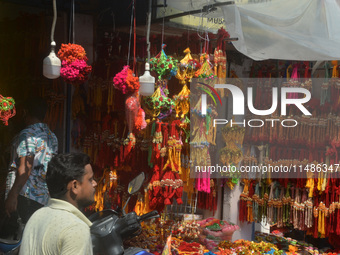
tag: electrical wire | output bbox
[161,6,166,47]
[127,0,134,66]
[68,0,74,43]
[72,0,75,43]
[51,0,57,43]
[146,0,152,61]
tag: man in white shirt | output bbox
[19,153,97,255]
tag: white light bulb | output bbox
[139,63,155,96]
[43,41,61,79]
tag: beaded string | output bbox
[253,182,259,222]
[277,186,284,228]
[247,181,254,222]
[239,179,250,223]
[267,182,275,225]
[273,182,280,224]
[321,62,331,105]
[283,182,291,226]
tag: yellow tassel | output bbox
[142,189,151,214]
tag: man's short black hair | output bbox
[24,96,48,121]
[46,153,91,199]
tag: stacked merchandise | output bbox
[124,219,174,254]
[255,232,322,254]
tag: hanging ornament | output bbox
[149,44,178,80]
[219,124,244,167]
[148,165,163,211]
[173,48,200,119]
[214,28,229,79]
[173,85,190,119]
[286,64,300,100]
[134,107,147,131]
[195,53,215,79]
[176,48,200,84]
[301,61,312,91]
[143,80,174,120]
[125,94,139,133]
[58,43,92,85]
[320,62,331,106]
[0,95,16,125]
[161,163,183,205]
[113,65,140,95]
[330,60,340,86]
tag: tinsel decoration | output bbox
[58,43,92,85]
[0,95,16,125]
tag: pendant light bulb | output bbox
[139,63,155,96]
[43,41,61,79]
[43,0,60,79]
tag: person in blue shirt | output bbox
[5,97,58,223]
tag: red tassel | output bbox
[337,193,340,235]
[134,108,147,131]
[164,198,171,205]
[313,184,319,238]
[120,144,124,163]
[174,172,184,205]
[149,165,161,210]
[239,200,244,222]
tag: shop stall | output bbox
[2,1,340,254]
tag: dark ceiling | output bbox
[0,0,152,28]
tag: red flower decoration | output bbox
[58,43,92,85]
[113,66,140,94]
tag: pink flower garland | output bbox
[60,59,86,81]
[58,43,92,85]
[113,65,140,94]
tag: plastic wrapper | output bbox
[197,218,239,251]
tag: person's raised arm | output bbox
[5,155,34,217]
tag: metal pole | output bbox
[65,84,72,153]
[65,0,75,153]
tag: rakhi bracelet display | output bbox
[0,95,15,125]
